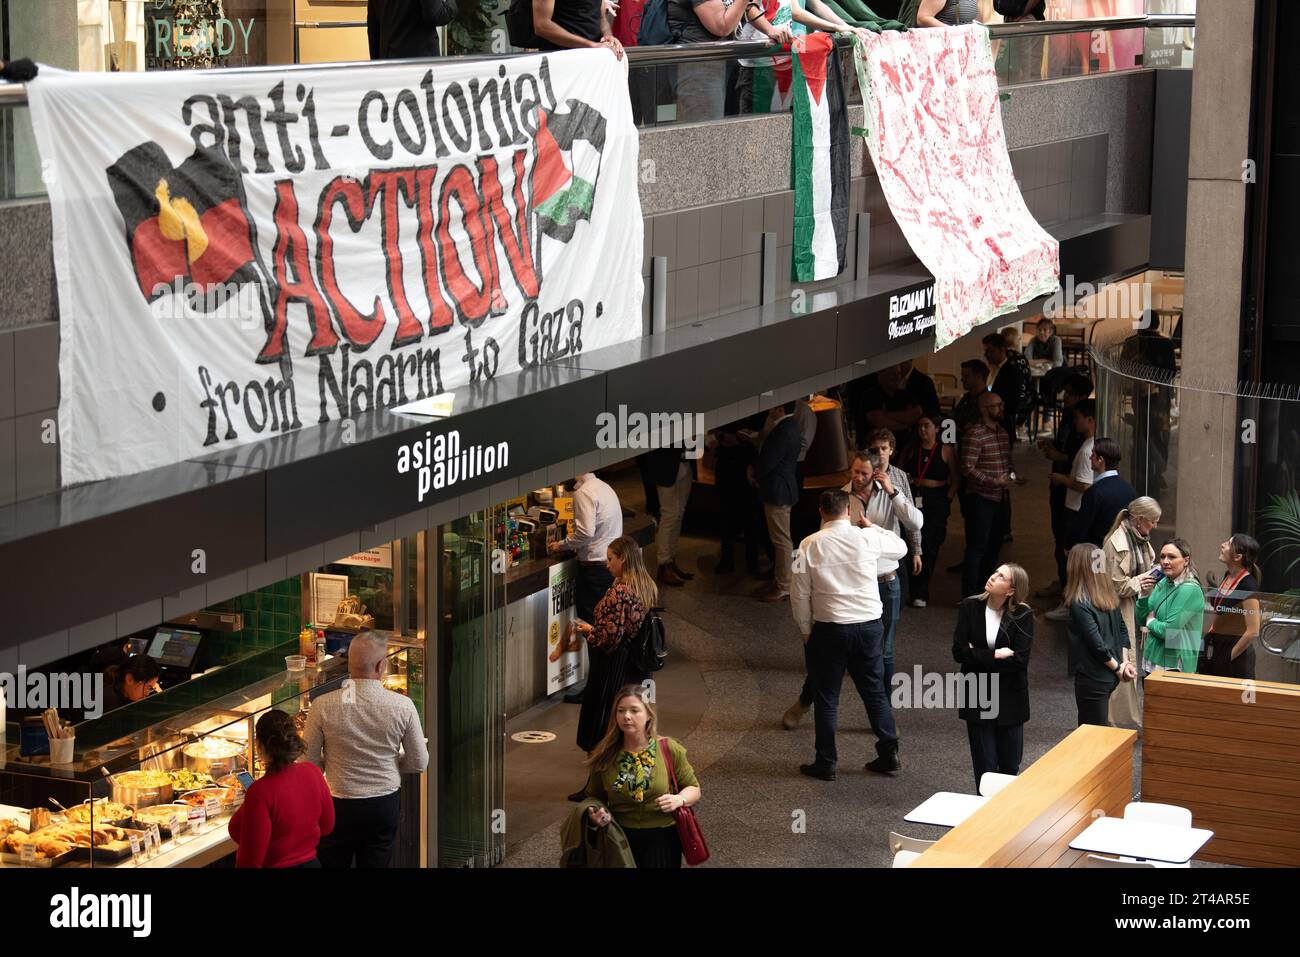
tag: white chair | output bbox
[1123,802,1193,827]
[1084,853,1157,869]
[888,831,937,856]
[979,772,1016,797]
[1121,802,1193,868]
[892,849,922,868]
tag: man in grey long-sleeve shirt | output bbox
[306,632,428,867]
[848,432,922,687]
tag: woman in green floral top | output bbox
[585,687,701,868]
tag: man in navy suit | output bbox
[752,403,803,602]
[1072,438,1138,548]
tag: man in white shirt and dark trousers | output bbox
[306,632,429,867]
[781,443,922,729]
[791,490,908,780]
[550,471,624,700]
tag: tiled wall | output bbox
[204,576,304,664]
[644,132,1110,330]
[0,321,59,505]
[640,177,897,329]
[1010,134,1110,226]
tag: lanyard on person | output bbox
[913,445,940,485]
[1207,568,1249,632]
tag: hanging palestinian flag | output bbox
[749,1,796,114]
[791,32,849,282]
[751,55,795,114]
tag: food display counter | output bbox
[0,634,422,868]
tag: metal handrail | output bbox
[0,12,1194,109]
[1260,616,1300,657]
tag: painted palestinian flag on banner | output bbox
[791,32,849,282]
[533,101,606,244]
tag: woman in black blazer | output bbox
[1064,544,1135,726]
[952,563,1034,791]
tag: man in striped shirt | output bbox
[960,391,1016,598]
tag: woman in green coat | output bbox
[1135,538,1205,675]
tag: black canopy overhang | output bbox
[0,213,1150,648]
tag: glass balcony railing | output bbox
[0,10,1194,200]
[1093,336,1300,688]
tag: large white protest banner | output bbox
[28,50,642,485]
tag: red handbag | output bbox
[659,738,709,866]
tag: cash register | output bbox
[145,626,204,689]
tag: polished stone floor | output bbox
[502,439,1146,868]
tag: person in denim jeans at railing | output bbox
[734,0,884,114]
[666,0,762,121]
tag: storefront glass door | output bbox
[435,507,507,866]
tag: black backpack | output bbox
[506,0,541,48]
[633,606,668,673]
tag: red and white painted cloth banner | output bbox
[852,26,1059,350]
[28,50,642,486]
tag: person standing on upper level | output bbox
[917,0,978,27]
[533,0,626,56]
[368,0,458,59]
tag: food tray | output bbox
[0,848,76,868]
[129,807,190,838]
[79,833,143,863]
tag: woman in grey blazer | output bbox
[1064,544,1137,727]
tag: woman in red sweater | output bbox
[229,710,334,868]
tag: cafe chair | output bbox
[1123,801,1193,828]
[1084,854,1157,869]
[1121,802,1193,868]
[888,831,937,856]
[892,849,922,868]
[979,772,1016,797]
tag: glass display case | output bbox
[0,635,423,868]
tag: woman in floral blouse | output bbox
[585,687,701,868]
[573,536,659,767]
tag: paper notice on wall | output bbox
[852,27,1059,350]
[310,573,349,626]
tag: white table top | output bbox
[1069,817,1214,865]
[904,792,989,828]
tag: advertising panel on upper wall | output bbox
[27,48,644,486]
